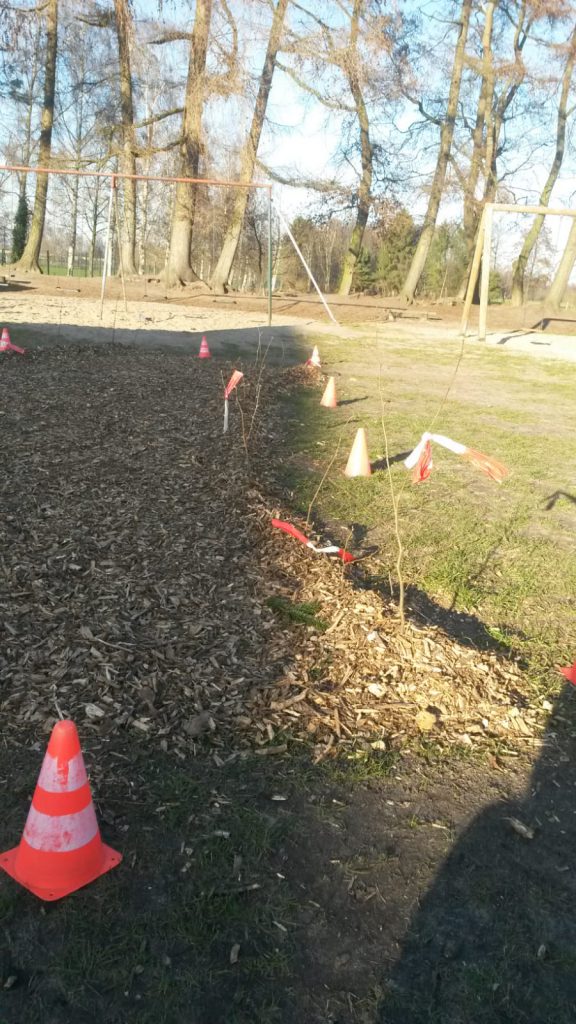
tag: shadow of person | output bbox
[379,683,576,1024]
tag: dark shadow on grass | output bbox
[371,451,412,471]
[338,396,368,407]
[378,684,576,1024]
[544,490,576,510]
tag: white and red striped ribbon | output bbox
[271,518,356,563]
[404,432,508,484]
[223,370,244,433]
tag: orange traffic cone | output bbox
[0,327,25,354]
[198,336,211,359]
[344,428,371,478]
[320,376,337,408]
[307,345,321,368]
[0,720,121,901]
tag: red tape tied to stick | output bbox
[223,371,244,433]
[224,370,244,400]
[271,519,356,563]
[412,439,433,484]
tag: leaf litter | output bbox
[0,345,547,775]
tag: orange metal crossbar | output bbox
[0,164,272,189]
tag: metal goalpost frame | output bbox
[461,201,576,341]
[0,163,275,325]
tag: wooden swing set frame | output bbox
[460,201,576,340]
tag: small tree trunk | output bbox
[511,27,576,306]
[16,0,58,273]
[401,0,472,302]
[114,0,138,276]
[547,217,576,310]
[165,0,213,287]
[210,0,288,294]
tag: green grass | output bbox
[266,596,328,631]
[276,332,576,680]
[0,745,299,1024]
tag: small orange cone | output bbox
[307,345,321,368]
[320,376,337,408]
[344,428,371,478]
[0,720,121,901]
[198,336,211,359]
[0,327,25,354]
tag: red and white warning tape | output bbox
[271,518,356,563]
[223,370,244,433]
[404,432,508,484]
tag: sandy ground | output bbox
[2,279,576,362]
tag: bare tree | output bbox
[16,0,58,272]
[210,0,288,294]
[400,0,472,303]
[546,216,576,310]
[511,25,576,306]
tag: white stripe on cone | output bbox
[23,803,99,853]
[37,752,88,793]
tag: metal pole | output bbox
[479,203,493,342]
[272,199,339,326]
[112,183,129,314]
[267,187,272,327]
[99,176,115,320]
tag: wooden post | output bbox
[478,203,493,342]
[460,206,486,336]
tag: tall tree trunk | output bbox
[457,0,497,300]
[210,0,288,294]
[547,217,576,310]
[114,0,137,275]
[401,0,472,303]
[165,0,213,287]
[338,0,373,296]
[16,0,58,272]
[511,27,576,306]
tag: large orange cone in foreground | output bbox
[198,335,211,358]
[344,428,371,478]
[0,720,121,901]
[320,376,337,408]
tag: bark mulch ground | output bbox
[1,343,573,1024]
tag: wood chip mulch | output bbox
[0,345,547,765]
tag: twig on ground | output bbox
[379,366,405,628]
